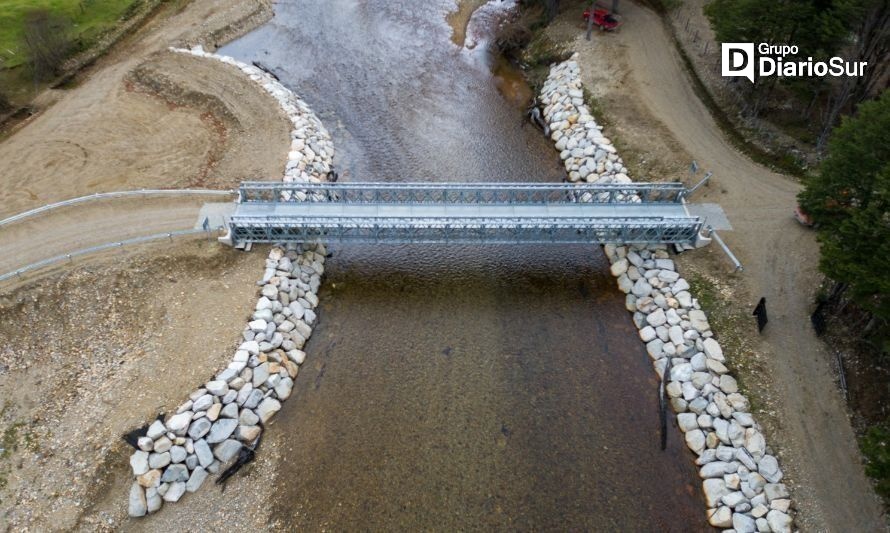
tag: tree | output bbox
[817,0,890,148]
[0,91,11,113]
[798,89,890,323]
[22,9,74,82]
[705,0,862,117]
[520,0,561,22]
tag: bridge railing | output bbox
[237,182,688,205]
[227,215,703,245]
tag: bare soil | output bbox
[0,0,286,220]
[0,240,264,530]
[545,1,886,530]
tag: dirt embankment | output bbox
[125,50,291,188]
[0,0,285,219]
[543,1,886,531]
[662,0,818,169]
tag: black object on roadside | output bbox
[217,422,264,488]
[122,414,164,450]
[252,61,280,81]
[811,301,826,336]
[753,297,768,333]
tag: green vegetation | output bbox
[798,89,890,347]
[686,271,766,414]
[704,0,890,149]
[519,31,569,93]
[861,424,890,498]
[0,0,140,69]
[706,0,856,58]
[0,0,145,108]
[1,421,25,458]
[495,2,571,98]
[581,88,609,127]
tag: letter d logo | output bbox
[722,43,755,83]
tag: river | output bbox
[221,1,707,529]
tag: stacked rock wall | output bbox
[127,46,334,517]
[540,60,632,188]
[540,56,795,533]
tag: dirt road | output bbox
[551,2,886,530]
[0,0,289,278]
[0,195,233,276]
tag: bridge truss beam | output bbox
[236,181,688,205]
[227,215,703,245]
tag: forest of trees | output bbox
[705,0,889,148]
[798,90,889,354]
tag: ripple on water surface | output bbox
[221,0,708,529]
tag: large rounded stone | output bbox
[128,482,147,517]
[206,419,238,444]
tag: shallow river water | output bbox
[222,1,707,529]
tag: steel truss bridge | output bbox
[221,182,709,247]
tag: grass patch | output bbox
[1,422,25,459]
[0,0,140,70]
[861,423,890,500]
[0,403,39,460]
[687,272,718,310]
[519,31,571,96]
[581,87,609,127]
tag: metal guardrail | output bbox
[0,189,235,228]
[707,227,743,272]
[237,181,688,205]
[0,228,210,284]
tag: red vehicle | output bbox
[794,204,815,227]
[582,8,622,31]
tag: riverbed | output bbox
[221,0,707,529]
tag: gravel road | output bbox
[0,196,228,276]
